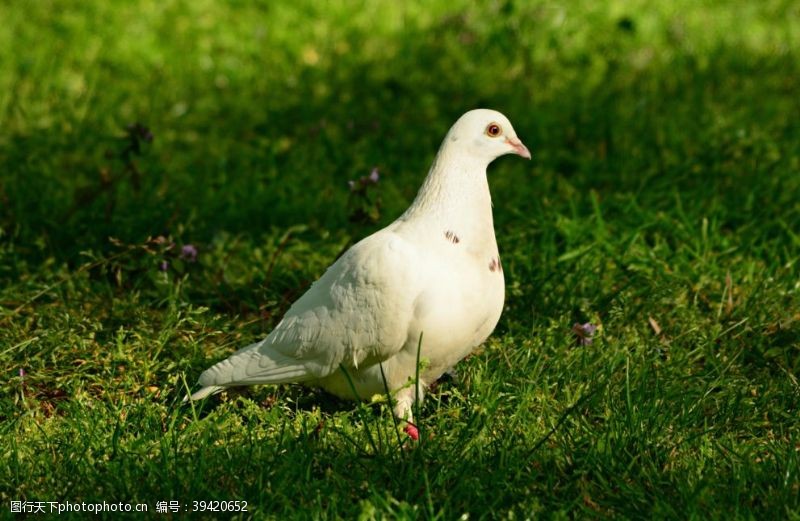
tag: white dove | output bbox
[187,109,530,434]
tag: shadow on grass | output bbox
[2,6,797,267]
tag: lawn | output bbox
[1,0,799,518]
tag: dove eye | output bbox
[485,123,502,137]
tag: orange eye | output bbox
[485,123,502,137]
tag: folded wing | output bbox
[190,231,422,399]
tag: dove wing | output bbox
[197,230,423,388]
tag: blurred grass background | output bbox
[1,0,799,518]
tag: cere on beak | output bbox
[506,136,531,159]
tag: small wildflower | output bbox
[127,122,154,143]
[368,167,380,184]
[573,322,597,346]
[19,368,26,379]
[348,168,381,192]
[180,244,198,262]
[159,260,169,272]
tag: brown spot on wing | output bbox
[489,256,503,273]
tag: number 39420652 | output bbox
[191,501,248,512]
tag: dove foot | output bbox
[403,423,419,441]
[392,380,425,425]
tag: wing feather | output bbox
[194,230,421,390]
[267,231,421,376]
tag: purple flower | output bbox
[180,244,198,262]
[127,122,153,143]
[19,368,26,379]
[573,322,597,346]
[348,168,381,192]
[368,167,380,184]
[159,260,169,271]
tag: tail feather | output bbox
[184,385,225,403]
[185,342,312,403]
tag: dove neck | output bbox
[401,148,494,231]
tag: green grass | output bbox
[2,0,799,518]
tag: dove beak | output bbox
[506,136,531,159]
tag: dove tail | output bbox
[194,342,313,390]
[184,385,225,403]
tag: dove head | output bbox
[403,109,528,219]
[444,109,531,165]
